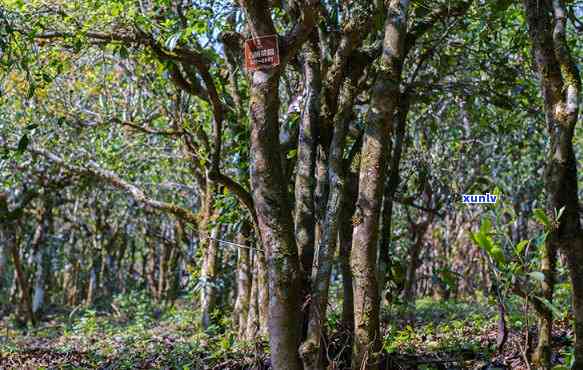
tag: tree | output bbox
[523,0,582,367]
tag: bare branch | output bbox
[1,142,199,228]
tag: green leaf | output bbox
[538,297,564,319]
[533,209,550,227]
[17,134,29,153]
[533,208,550,228]
[118,45,129,59]
[528,271,545,282]
[515,240,529,255]
[287,149,297,159]
[479,218,492,234]
[165,32,182,51]
[489,245,506,265]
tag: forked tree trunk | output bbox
[523,1,582,367]
[300,57,364,370]
[248,68,304,368]
[238,0,318,366]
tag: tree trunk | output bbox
[350,2,410,368]
[31,198,54,316]
[248,65,304,370]
[300,57,363,370]
[237,0,319,364]
[378,96,409,297]
[201,226,219,329]
[533,241,557,368]
[294,41,319,279]
[86,238,101,306]
[340,172,358,333]
[234,222,252,338]
[31,221,47,315]
[402,219,431,305]
[7,227,35,326]
[257,249,269,337]
[523,1,582,367]
[246,250,260,340]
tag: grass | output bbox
[0,294,575,369]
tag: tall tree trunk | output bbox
[257,249,270,337]
[237,0,319,363]
[340,171,358,333]
[198,172,218,329]
[294,41,319,279]
[248,67,304,368]
[378,96,409,297]
[234,221,252,337]
[63,236,79,307]
[32,198,54,316]
[6,226,35,326]
[300,57,364,370]
[533,242,557,367]
[31,221,46,314]
[523,1,582,367]
[201,226,219,329]
[246,250,260,340]
[86,237,101,306]
[402,219,431,306]
[403,184,434,308]
[0,231,6,291]
[350,2,410,368]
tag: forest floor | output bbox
[0,295,575,370]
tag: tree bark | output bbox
[378,95,409,298]
[350,1,410,368]
[300,58,364,370]
[201,226,219,329]
[246,250,260,340]
[533,241,557,367]
[340,172,358,332]
[294,41,320,278]
[402,218,431,306]
[523,0,582,367]
[248,66,304,368]
[234,222,252,338]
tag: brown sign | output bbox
[244,35,280,71]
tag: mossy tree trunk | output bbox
[523,0,582,368]
[350,1,411,368]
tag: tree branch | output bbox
[2,142,199,227]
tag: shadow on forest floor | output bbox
[0,297,575,369]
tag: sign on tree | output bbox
[244,35,280,71]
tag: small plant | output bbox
[73,309,99,336]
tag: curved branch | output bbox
[4,143,200,228]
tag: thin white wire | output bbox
[202,236,264,252]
